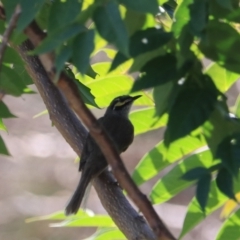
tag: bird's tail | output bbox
[65,173,91,215]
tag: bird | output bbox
[65,95,141,215]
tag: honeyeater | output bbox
[65,95,141,215]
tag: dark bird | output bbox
[65,95,141,215]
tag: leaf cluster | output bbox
[1,0,240,239]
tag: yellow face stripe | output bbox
[114,99,130,107]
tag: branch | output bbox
[17,40,156,240]
[21,21,175,240]
[0,5,21,65]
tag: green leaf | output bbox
[171,0,193,37]
[55,45,73,74]
[150,150,216,204]
[216,0,233,10]
[0,135,10,156]
[226,8,240,23]
[48,0,82,33]
[33,109,48,119]
[51,215,115,227]
[2,47,23,65]
[130,108,167,135]
[205,63,239,93]
[216,167,236,200]
[129,46,165,72]
[179,180,228,239]
[3,0,45,32]
[216,208,240,240]
[87,228,126,240]
[0,102,16,118]
[0,119,7,132]
[165,77,218,146]
[131,28,172,56]
[196,173,211,212]
[26,210,89,222]
[93,1,129,56]
[124,9,146,35]
[92,61,131,77]
[182,167,209,181]
[132,134,206,185]
[153,81,174,117]
[75,80,98,108]
[110,28,172,71]
[199,20,240,74]
[118,0,158,14]
[189,0,208,36]
[33,23,86,54]
[131,54,179,91]
[202,106,240,156]
[0,65,32,96]
[234,95,240,118]
[65,68,98,108]
[110,52,129,72]
[72,30,95,74]
[35,1,51,30]
[176,24,194,68]
[216,134,240,177]
[84,75,153,107]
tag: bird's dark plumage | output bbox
[65,95,141,215]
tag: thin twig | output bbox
[22,20,176,240]
[0,5,21,66]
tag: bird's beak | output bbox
[131,95,142,101]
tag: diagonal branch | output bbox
[18,40,156,240]
[22,21,175,240]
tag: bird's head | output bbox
[105,95,141,117]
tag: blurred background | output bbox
[0,83,238,240]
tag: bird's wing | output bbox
[79,117,105,171]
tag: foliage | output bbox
[1,0,240,239]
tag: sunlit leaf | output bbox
[217,208,240,240]
[220,192,240,219]
[26,210,90,223]
[179,180,228,239]
[172,0,193,37]
[33,109,48,119]
[51,215,115,228]
[132,135,206,185]
[0,119,7,132]
[205,63,239,93]
[150,150,216,204]
[84,75,153,107]
[86,227,126,240]
[130,108,167,135]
